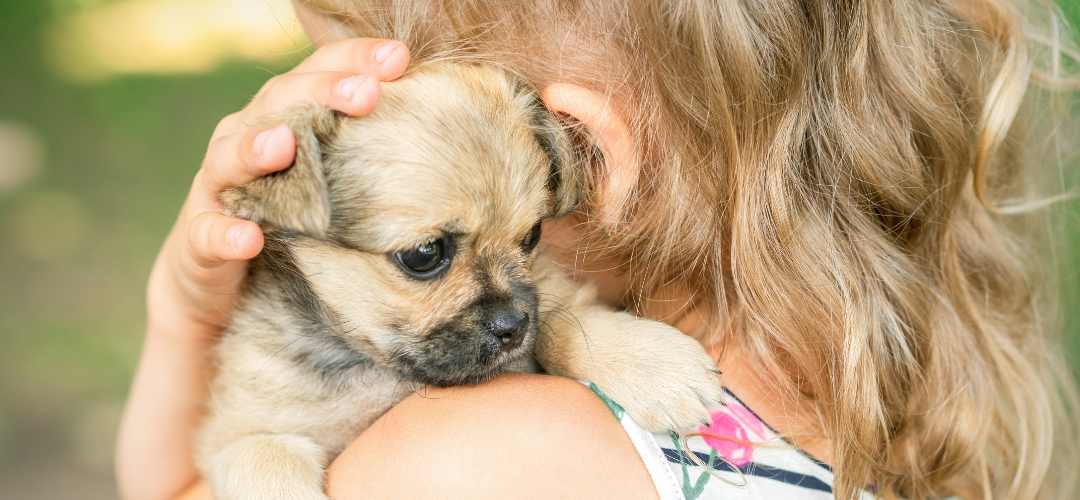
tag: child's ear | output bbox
[221,106,340,237]
[540,83,639,226]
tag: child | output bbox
[117,1,1080,498]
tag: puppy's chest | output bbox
[215,332,417,453]
[302,369,419,452]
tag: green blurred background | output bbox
[0,1,1077,498]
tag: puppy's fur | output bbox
[198,63,722,500]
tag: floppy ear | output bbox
[528,100,584,218]
[222,106,341,237]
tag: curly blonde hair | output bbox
[301,0,1080,497]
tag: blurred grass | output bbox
[0,1,1077,499]
[1060,0,1080,369]
[0,2,303,498]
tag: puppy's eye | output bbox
[520,222,542,253]
[393,236,453,279]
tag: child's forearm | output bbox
[116,321,216,500]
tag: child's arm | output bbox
[155,375,660,500]
[115,38,411,500]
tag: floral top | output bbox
[586,383,869,499]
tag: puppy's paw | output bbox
[572,312,724,433]
[206,433,329,500]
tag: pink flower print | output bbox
[697,403,766,467]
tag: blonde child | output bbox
[117,1,1080,498]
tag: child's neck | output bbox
[645,289,834,465]
[710,343,833,465]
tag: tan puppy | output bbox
[198,63,721,500]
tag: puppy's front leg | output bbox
[206,433,329,500]
[533,257,723,432]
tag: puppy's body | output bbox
[199,64,721,500]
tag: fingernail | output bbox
[253,125,286,163]
[374,42,400,65]
[335,75,377,107]
[227,224,252,251]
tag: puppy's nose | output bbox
[486,309,528,350]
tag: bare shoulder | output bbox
[325,373,659,500]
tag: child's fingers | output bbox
[195,39,406,196]
[200,71,380,195]
[186,211,264,269]
[199,124,296,194]
[213,71,380,141]
[293,38,409,80]
[249,71,381,119]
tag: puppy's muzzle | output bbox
[393,293,537,386]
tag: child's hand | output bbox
[146,38,410,343]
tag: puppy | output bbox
[198,63,722,500]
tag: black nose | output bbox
[486,309,528,350]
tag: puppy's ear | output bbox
[529,103,584,218]
[222,106,340,237]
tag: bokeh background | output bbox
[0,1,1078,498]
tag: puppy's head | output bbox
[225,64,582,386]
